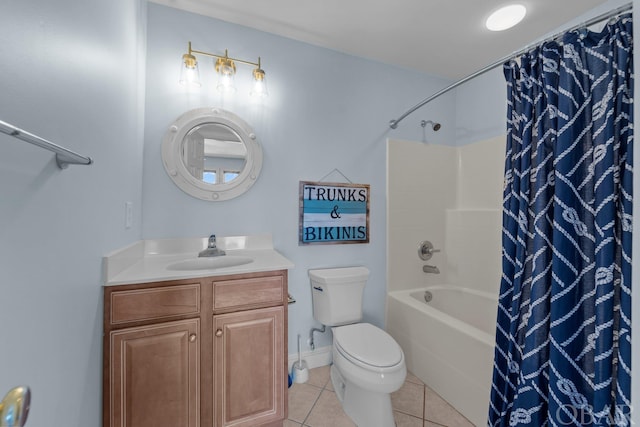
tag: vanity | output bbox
[102,235,294,427]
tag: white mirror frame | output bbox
[161,108,263,201]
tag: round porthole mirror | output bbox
[161,108,263,201]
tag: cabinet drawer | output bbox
[110,284,200,325]
[213,276,284,312]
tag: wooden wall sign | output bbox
[299,181,370,245]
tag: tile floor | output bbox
[286,366,474,427]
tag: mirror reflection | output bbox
[182,123,247,185]
[161,107,263,201]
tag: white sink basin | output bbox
[166,256,253,271]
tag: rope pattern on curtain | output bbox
[489,13,633,427]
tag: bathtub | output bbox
[386,285,498,426]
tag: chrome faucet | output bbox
[198,234,226,257]
[423,265,440,274]
[419,240,441,274]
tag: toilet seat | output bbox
[333,323,403,370]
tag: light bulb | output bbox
[486,4,527,31]
[179,53,201,87]
[215,57,237,94]
[250,68,268,98]
[217,72,236,93]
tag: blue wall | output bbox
[0,0,146,425]
[141,3,456,353]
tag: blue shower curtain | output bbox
[489,14,633,427]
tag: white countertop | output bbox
[103,234,294,286]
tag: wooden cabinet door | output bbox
[109,319,200,427]
[213,306,284,427]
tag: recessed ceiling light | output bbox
[486,4,527,31]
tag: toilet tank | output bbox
[309,266,369,326]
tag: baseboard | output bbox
[288,345,332,371]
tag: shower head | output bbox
[420,120,441,131]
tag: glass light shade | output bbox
[179,54,201,87]
[215,57,237,94]
[216,72,236,93]
[486,4,526,31]
[250,68,269,98]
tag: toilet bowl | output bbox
[333,323,405,393]
[308,267,406,427]
[331,323,406,427]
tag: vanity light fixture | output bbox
[179,42,268,97]
[485,4,527,31]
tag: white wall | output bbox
[141,3,456,354]
[0,1,146,425]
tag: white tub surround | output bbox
[103,234,294,285]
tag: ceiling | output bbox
[151,0,612,79]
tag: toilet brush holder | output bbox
[292,360,309,384]
[292,334,309,383]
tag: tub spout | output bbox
[423,265,440,274]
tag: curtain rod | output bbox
[389,2,632,129]
[0,120,93,169]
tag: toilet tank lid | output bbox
[308,266,370,284]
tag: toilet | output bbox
[309,266,406,427]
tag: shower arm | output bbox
[388,2,632,130]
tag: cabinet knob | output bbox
[215,329,223,337]
[189,333,197,342]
